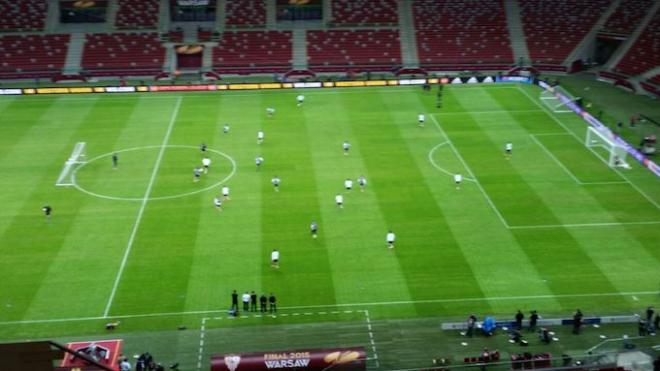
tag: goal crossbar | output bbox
[585,127,629,168]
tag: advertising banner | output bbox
[211,347,366,371]
[106,86,137,93]
[0,89,22,95]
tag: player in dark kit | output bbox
[200,143,207,153]
[269,293,277,313]
[250,291,257,312]
[310,221,318,238]
[42,205,52,218]
[259,294,267,313]
[112,153,118,169]
[231,290,239,312]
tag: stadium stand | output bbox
[0,0,47,32]
[649,74,660,85]
[306,30,401,71]
[81,33,165,76]
[615,10,660,76]
[520,0,610,64]
[0,34,69,78]
[602,0,653,35]
[212,31,291,73]
[225,0,266,27]
[412,0,513,69]
[330,0,398,26]
[115,0,159,29]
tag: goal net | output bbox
[540,86,578,113]
[55,142,87,186]
[585,127,629,169]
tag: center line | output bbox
[103,97,183,317]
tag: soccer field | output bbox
[0,84,658,367]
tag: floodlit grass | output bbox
[0,84,658,368]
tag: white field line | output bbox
[12,85,523,101]
[197,318,207,371]
[508,220,660,229]
[429,114,510,228]
[529,134,583,184]
[517,85,660,210]
[102,97,182,317]
[2,290,658,326]
[364,309,380,368]
[197,310,377,371]
[428,142,477,182]
[436,109,542,115]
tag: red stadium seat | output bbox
[0,0,47,31]
[413,0,514,68]
[0,34,69,78]
[331,0,398,26]
[306,30,401,71]
[520,0,610,64]
[81,33,165,76]
[615,11,660,76]
[225,0,266,27]
[212,31,292,74]
[602,0,654,35]
[115,0,159,29]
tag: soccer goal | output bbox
[55,142,87,186]
[585,127,630,169]
[540,86,578,113]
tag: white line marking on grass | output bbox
[2,291,659,326]
[428,142,477,182]
[197,317,207,371]
[363,310,380,368]
[530,134,583,184]
[436,109,542,115]
[102,97,182,318]
[429,114,510,228]
[508,220,660,229]
[72,145,236,201]
[517,86,660,210]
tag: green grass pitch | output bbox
[0,84,658,368]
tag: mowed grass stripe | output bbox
[379,89,563,314]
[260,93,337,307]
[443,87,625,312]
[106,98,215,315]
[302,91,415,313]
[182,95,264,312]
[339,90,490,317]
[0,98,113,321]
[0,98,60,161]
[21,98,149,319]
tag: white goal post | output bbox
[55,142,87,186]
[585,127,630,169]
[540,86,579,113]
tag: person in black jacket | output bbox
[269,293,277,313]
[529,310,539,332]
[250,291,257,312]
[231,290,239,312]
[572,309,583,334]
[260,294,267,313]
[515,310,524,330]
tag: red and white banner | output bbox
[211,347,366,371]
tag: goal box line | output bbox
[55,142,87,186]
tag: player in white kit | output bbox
[454,173,462,190]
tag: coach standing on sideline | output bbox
[231,290,239,312]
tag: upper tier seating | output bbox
[0,34,68,77]
[602,0,653,34]
[307,30,401,71]
[116,0,159,29]
[615,10,660,76]
[0,0,47,31]
[82,33,165,75]
[649,74,660,85]
[212,31,291,73]
[520,0,610,64]
[330,0,398,26]
[225,0,266,27]
[413,0,513,67]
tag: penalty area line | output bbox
[102,96,182,318]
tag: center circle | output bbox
[72,145,236,201]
